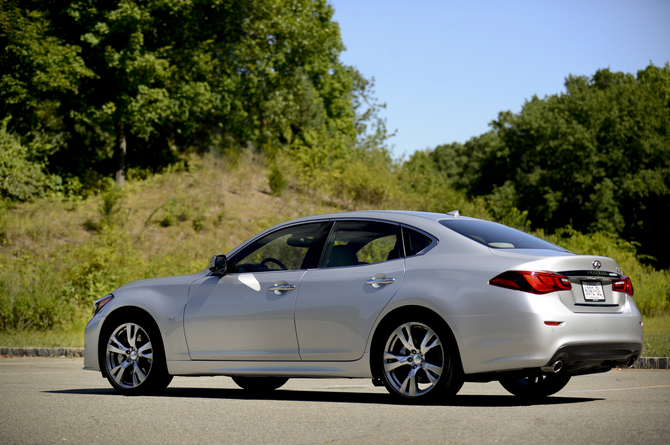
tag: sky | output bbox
[330,0,670,160]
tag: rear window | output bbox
[439,219,567,251]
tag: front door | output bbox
[183,222,325,361]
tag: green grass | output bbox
[0,320,86,348]
[642,315,670,357]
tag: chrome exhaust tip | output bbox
[626,357,636,368]
[541,360,563,374]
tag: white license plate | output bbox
[582,281,605,301]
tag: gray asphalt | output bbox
[1,357,668,444]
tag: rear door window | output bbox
[319,221,401,268]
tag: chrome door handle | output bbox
[365,277,395,288]
[268,283,296,294]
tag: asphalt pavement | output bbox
[0,357,668,444]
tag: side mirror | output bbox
[208,255,228,276]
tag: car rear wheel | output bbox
[231,376,289,392]
[100,317,172,395]
[499,374,571,398]
[376,318,463,402]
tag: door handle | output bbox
[268,283,296,294]
[365,277,395,288]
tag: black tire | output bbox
[99,315,173,395]
[375,316,463,402]
[499,374,571,398]
[231,376,289,392]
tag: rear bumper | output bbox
[546,341,641,375]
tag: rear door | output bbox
[294,220,405,361]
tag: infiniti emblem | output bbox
[592,260,601,270]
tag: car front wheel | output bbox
[499,374,571,398]
[100,316,172,395]
[376,318,463,402]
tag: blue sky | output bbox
[330,0,670,160]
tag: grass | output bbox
[642,315,670,357]
[0,320,86,348]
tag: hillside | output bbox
[0,153,668,355]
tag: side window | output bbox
[403,226,435,256]
[320,221,401,268]
[229,223,323,273]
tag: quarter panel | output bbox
[380,250,643,374]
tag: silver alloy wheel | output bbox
[383,321,444,397]
[104,322,153,389]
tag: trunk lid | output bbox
[490,249,628,313]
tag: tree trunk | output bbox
[114,122,126,187]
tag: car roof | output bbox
[286,210,476,226]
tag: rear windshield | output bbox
[439,219,567,251]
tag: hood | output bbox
[113,270,208,295]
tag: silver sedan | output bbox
[84,210,643,401]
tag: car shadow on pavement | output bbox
[46,387,602,407]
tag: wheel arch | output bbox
[97,306,165,373]
[368,305,464,380]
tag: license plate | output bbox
[582,281,605,301]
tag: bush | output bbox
[0,120,53,202]
[0,256,78,331]
[268,165,287,196]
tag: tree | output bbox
[0,0,94,169]
[1,0,364,187]
[430,63,670,267]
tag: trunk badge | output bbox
[592,260,601,269]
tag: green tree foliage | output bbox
[0,118,56,201]
[430,63,670,267]
[0,1,93,138]
[1,0,363,187]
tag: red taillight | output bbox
[612,276,634,296]
[489,271,572,294]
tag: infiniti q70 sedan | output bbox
[84,210,643,401]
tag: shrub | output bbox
[268,165,287,196]
[0,120,51,202]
